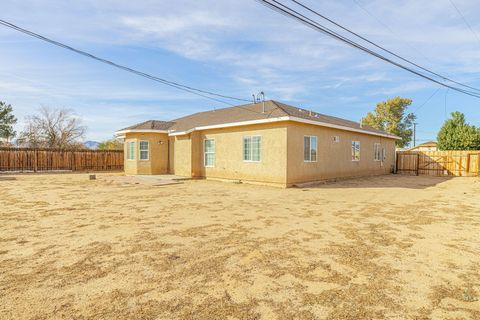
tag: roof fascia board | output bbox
[288,117,401,140]
[115,129,169,135]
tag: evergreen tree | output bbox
[0,101,17,144]
[437,112,480,150]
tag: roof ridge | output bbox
[269,100,290,117]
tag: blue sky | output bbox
[1,0,479,144]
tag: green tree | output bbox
[361,97,416,148]
[362,97,416,148]
[0,101,17,144]
[437,112,480,150]
[98,137,123,150]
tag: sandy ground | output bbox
[0,174,479,320]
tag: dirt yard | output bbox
[1,174,479,319]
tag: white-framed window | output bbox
[304,136,317,162]
[243,136,261,162]
[204,139,215,167]
[127,141,135,160]
[352,141,360,161]
[139,140,149,160]
[374,143,382,161]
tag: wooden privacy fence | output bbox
[396,150,480,176]
[0,148,124,172]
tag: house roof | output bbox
[407,141,437,150]
[119,120,176,131]
[117,100,400,139]
[417,140,437,146]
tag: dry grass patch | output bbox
[0,174,480,319]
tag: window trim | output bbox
[127,141,136,161]
[203,138,215,168]
[243,135,262,163]
[352,140,361,162]
[374,143,382,162]
[304,135,318,162]
[139,140,150,161]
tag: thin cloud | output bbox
[1,0,479,141]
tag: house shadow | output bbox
[302,174,454,190]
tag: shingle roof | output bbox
[117,100,398,139]
[119,120,175,131]
[418,140,437,146]
[169,100,287,133]
[272,101,392,137]
[407,141,437,150]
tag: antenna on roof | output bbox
[253,91,266,113]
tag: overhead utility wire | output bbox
[351,0,432,63]
[412,88,441,114]
[258,0,480,98]
[256,0,480,99]
[288,0,480,94]
[0,19,252,106]
[448,0,480,47]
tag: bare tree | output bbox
[17,107,86,149]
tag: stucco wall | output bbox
[187,123,288,185]
[124,132,169,175]
[285,121,396,185]
[124,121,396,187]
[172,135,193,177]
[168,136,175,174]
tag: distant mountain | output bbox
[83,141,100,149]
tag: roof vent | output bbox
[253,92,266,113]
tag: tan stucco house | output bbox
[407,141,438,152]
[115,100,400,187]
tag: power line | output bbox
[351,0,432,63]
[444,88,450,119]
[0,19,252,106]
[256,0,480,99]
[448,0,480,47]
[286,0,480,94]
[412,88,441,114]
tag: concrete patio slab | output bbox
[103,175,186,186]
